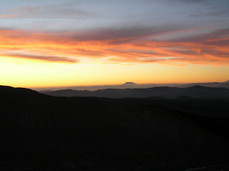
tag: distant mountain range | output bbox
[42,85,229,99]
[36,80,229,91]
[185,80,229,88]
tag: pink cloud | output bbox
[0,28,228,65]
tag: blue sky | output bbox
[1,0,229,32]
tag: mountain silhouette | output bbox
[223,80,229,84]
[122,82,137,85]
[43,85,229,99]
[1,85,229,170]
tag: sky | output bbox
[0,0,229,88]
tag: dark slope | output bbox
[0,86,229,170]
[43,85,229,99]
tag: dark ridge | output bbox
[1,85,229,170]
[187,85,224,89]
[43,85,229,99]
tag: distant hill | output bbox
[1,85,229,170]
[42,85,229,99]
[122,82,137,85]
[224,80,229,84]
[184,80,229,88]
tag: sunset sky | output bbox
[0,0,229,88]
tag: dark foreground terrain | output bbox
[0,85,229,170]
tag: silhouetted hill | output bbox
[122,82,137,85]
[223,80,229,84]
[184,80,229,88]
[43,85,229,99]
[1,85,229,170]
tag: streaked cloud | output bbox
[0,27,228,65]
[0,52,77,63]
[0,0,228,65]
[0,14,21,18]
[0,3,93,19]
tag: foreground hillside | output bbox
[0,86,229,170]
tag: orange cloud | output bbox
[0,28,228,65]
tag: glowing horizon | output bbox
[0,0,229,88]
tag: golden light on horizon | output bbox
[1,54,228,88]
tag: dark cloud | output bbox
[190,9,229,17]
[57,25,188,43]
[201,50,229,58]
[0,52,77,63]
[207,40,229,46]
[170,28,229,45]
[176,0,214,4]
[169,49,200,55]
